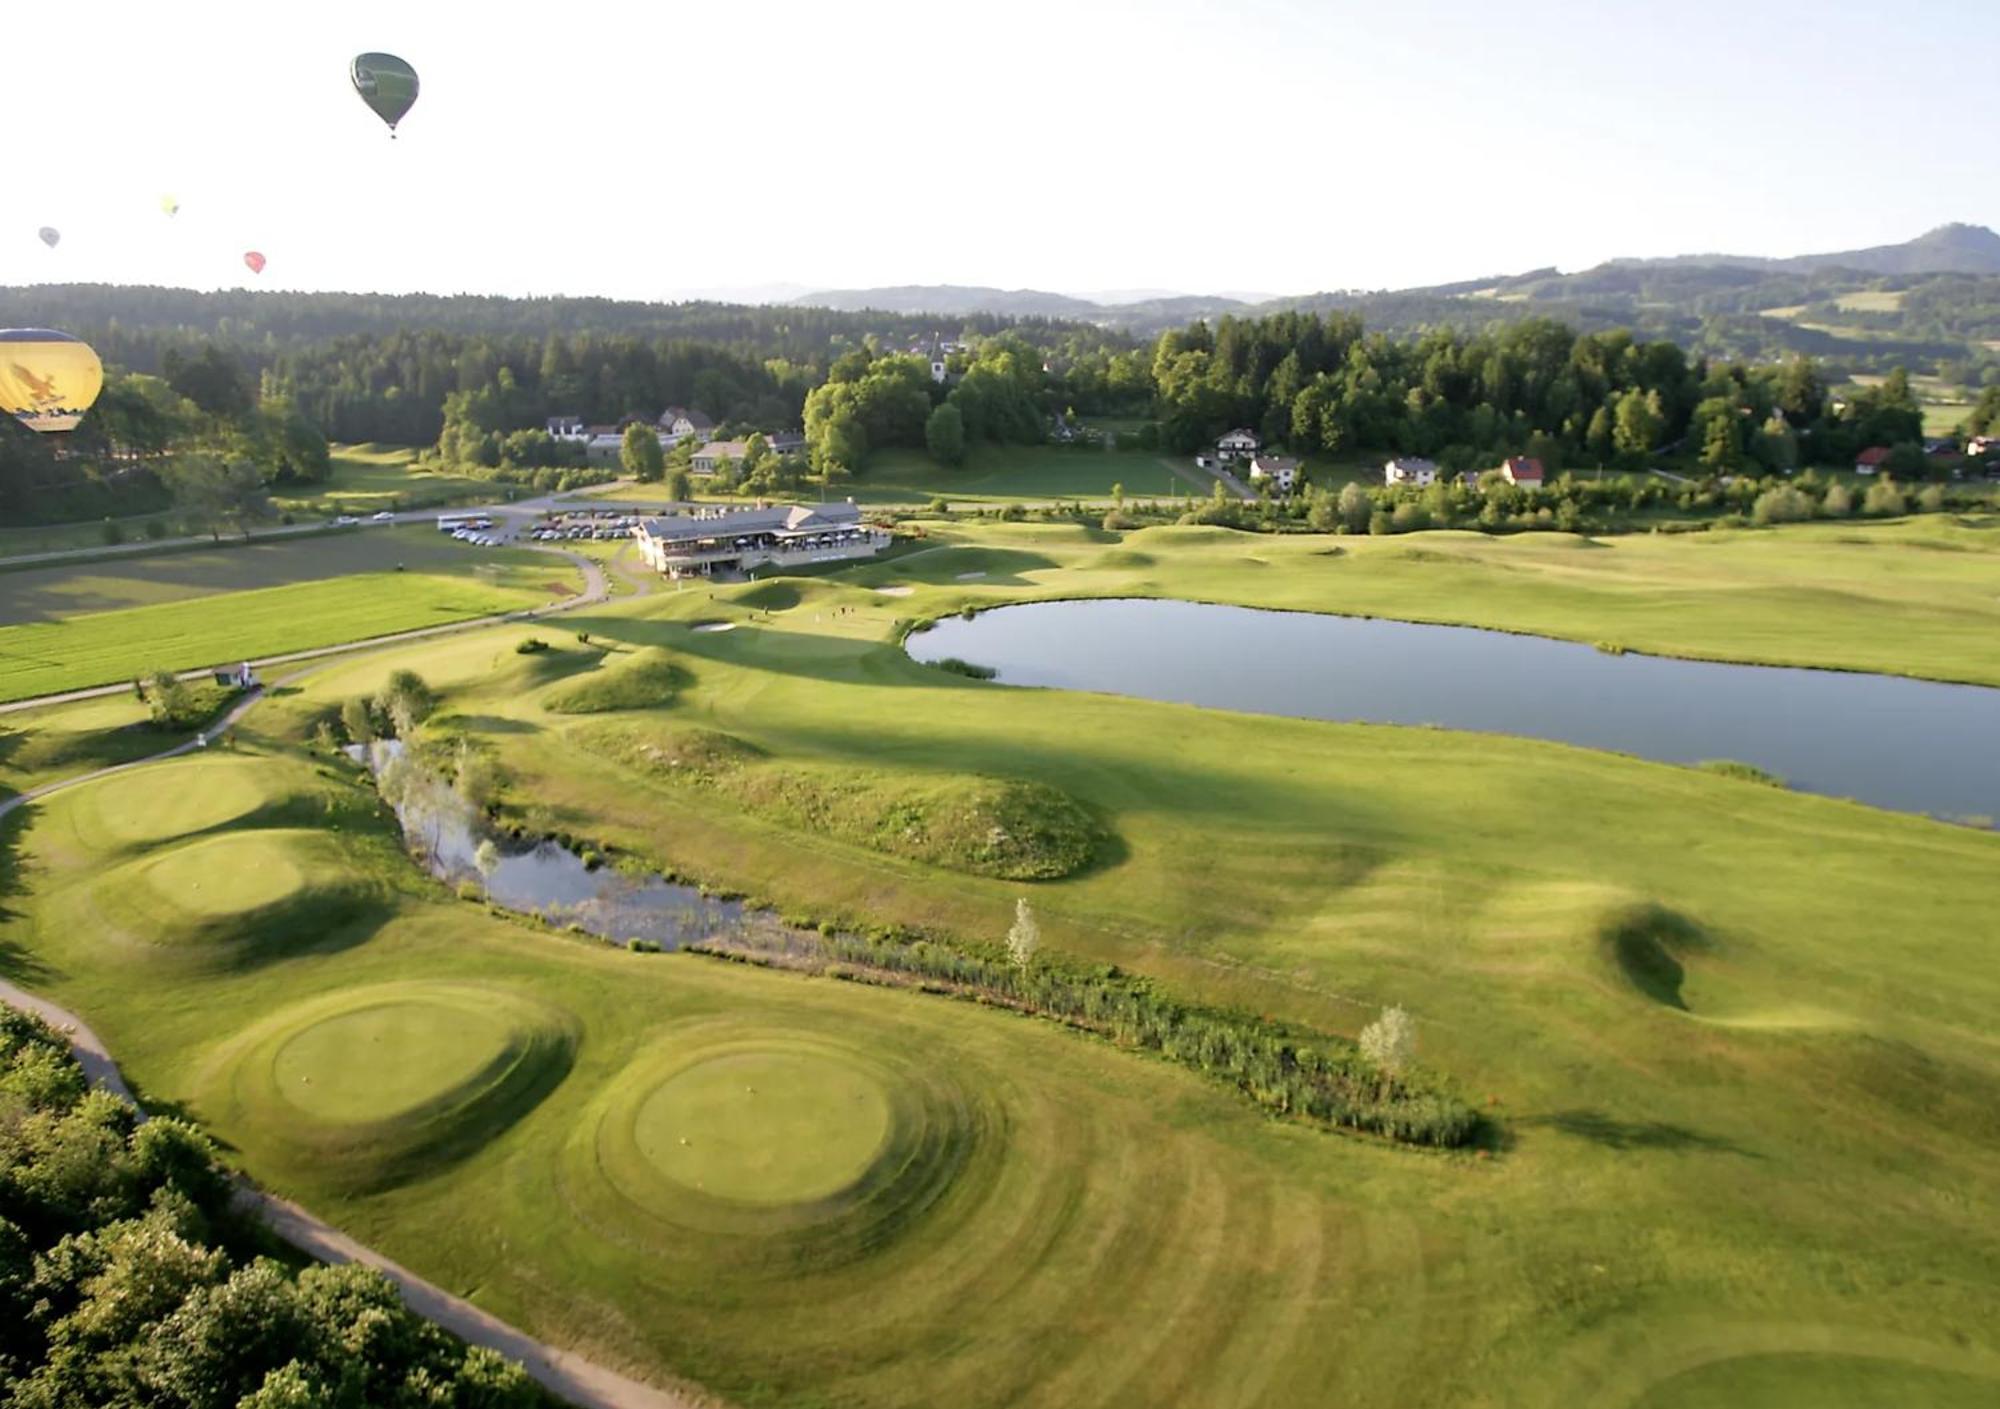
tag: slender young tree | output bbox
[1007,897,1040,970]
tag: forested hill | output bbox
[793,227,2000,377]
[0,284,1114,372]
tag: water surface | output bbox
[907,598,2000,823]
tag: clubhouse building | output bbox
[633,500,889,578]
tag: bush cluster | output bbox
[0,1008,541,1406]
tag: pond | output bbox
[357,741,802,948]
[906,598,2000,825]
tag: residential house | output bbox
[1499,455,1545,489]
[765,430,807,457]
[1216,428,1261,461]
[1854,445,1892,475]
[1247,453,1301,495]
[658,407,716,445]
[1384,456,1438,487]
[584,426,624,462]
[633,501,889,577]
[691,440,751,473]
[546,415,587,442]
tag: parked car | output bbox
[334,515,360,526]
[370,510,396,522]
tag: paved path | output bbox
[0,547,607,718]
[0,980,709,1409]
[1163,455,1253,501]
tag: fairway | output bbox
[0,550,580,703]
[2,516,1998,1407]
[0,526,557,626]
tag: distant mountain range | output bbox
[1605,222,2000,277]
[790,226,2000,372]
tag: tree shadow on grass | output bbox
[1525,1108,1761,1158]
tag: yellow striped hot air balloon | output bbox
[0,329,105,433]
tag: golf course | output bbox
[1,513,1996,1407]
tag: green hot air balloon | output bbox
[350,53,419,137]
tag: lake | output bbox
[906,598,2000,824]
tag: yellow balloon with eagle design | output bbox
[0,329,104,433]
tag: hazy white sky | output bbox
[5,0,1994,302]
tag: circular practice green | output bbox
[140,834,303,918]
[272,999,520,1124]
[632,1049,894,1205]
[84,759,270,847]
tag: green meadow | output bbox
[0,532,581,702]
[270,443,489,512]
[1,514,1996,1406]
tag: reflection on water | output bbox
[355,741,792,948]
[907,598,2000,824]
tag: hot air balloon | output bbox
[160,195,180,217]
[38,227,59,249]
[0,330,105,434]
[350,53,419,137]
[244,251,266,275]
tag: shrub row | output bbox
[693,931,1480,1148]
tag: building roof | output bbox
[1385,456,1437,472]
[675,409,716,431]
[1856,445,1893,466]
[1218,427,1260,443]
[638,501,863,547]
[1249,454,1300,472]
[1502,455,1545,482]
[692,439,750,460]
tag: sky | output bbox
[5,0,1996,304]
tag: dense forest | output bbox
[0,1007,541,1406]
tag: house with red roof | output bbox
[1854,446,1892,475]
[1499,455,1545,489]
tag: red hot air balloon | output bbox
[244,251,266,275]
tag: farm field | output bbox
[3,515,1997,1406]
[0,536,581,702]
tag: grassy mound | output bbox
[1634,1354,1999,1409]
[735,580,804,612]
[1092,549,1156,569]
[897,547,1058,584]
[565,1024,980,1270]
[1598,902,1708,1010]
[70,829,384,970]
[66,756,274,848]
[199,982,577,1191]
[571,724,1105,879]
[543,649,693,714]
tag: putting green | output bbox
[138,833,304,918]
[572,1024,983,1266]
[633,1049,894,1205]
[68,756,270,849]
[272,999,522,1125]
[199,981,578,1190]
